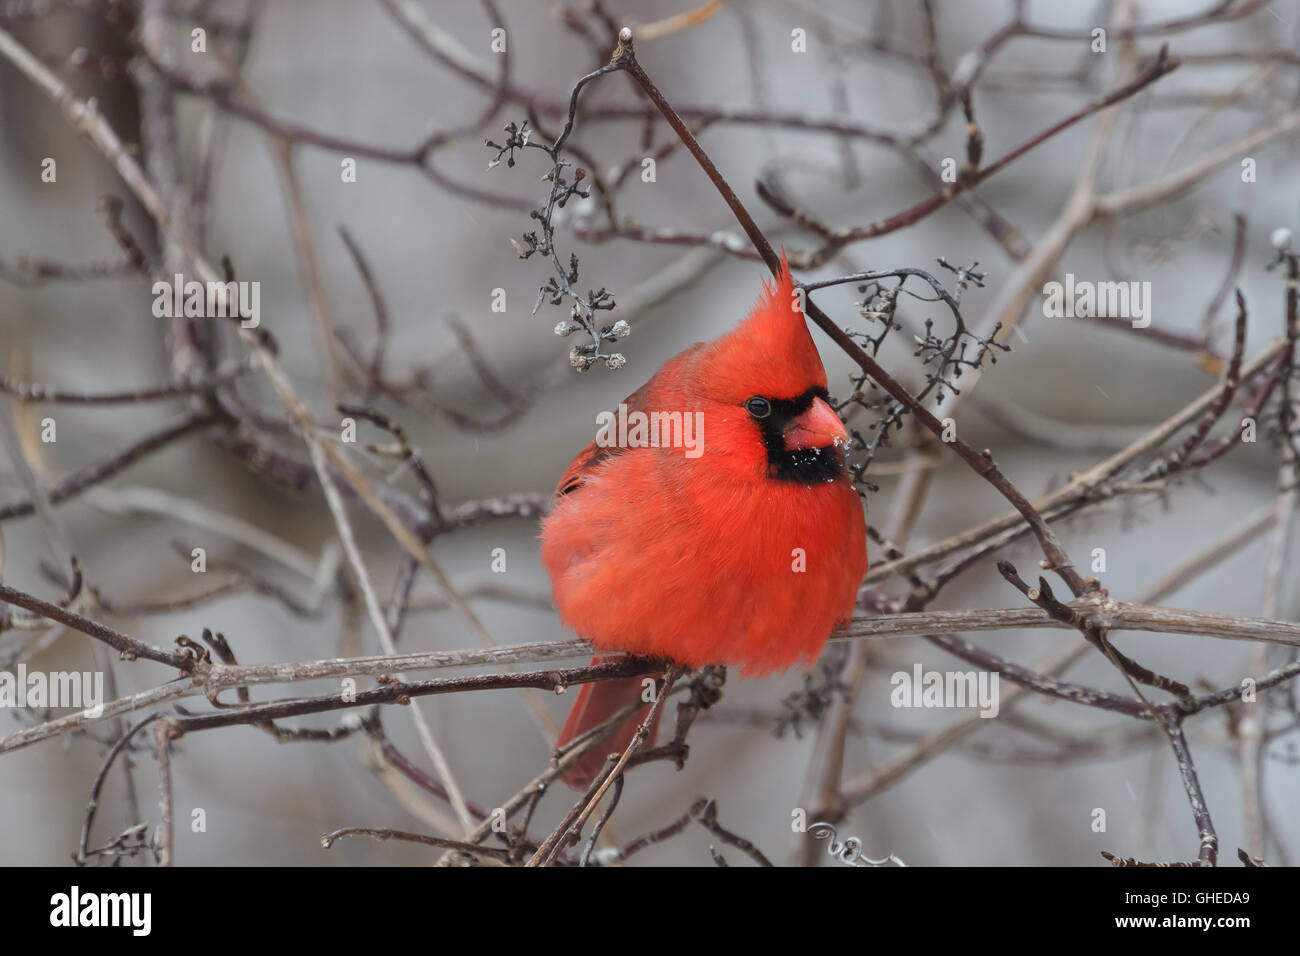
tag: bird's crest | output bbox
[704,252,829,399]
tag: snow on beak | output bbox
[782,396,848,452]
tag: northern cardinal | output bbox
[541,260,868,788]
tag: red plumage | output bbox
[542,260,868,787]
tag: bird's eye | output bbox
[745,396,772,419]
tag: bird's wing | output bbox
[553,380,651,498]
[553,342,707,498]
[555,440,620,497]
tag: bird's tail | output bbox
[555,659,662,791]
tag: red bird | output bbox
[541,261,868,788]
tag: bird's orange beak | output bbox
[782,396,848,451]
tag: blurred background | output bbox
[1,0,1298,866]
